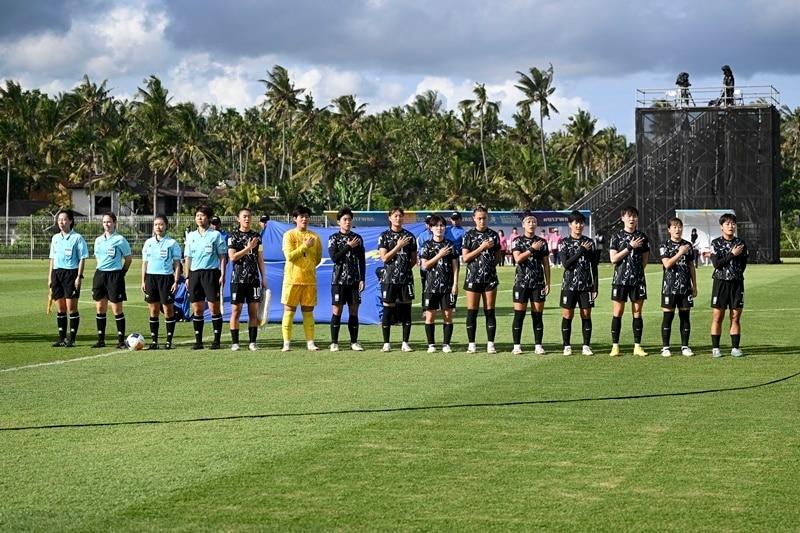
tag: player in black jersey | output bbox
[419,215,460,353]
[378,207,417,352]
[658,217,698,357]
[558,211,599,356]
[710,213,748,357]
[510,211,550,355]
[328,207,366,352]
[462,205,503,353]
[608,206,650,357]
[227,208,267,351]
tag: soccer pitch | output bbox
[1,259,799,530]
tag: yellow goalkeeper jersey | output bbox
[282,228,322,286]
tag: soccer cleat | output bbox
[563,346,572,356]
[91,340,105,348]
[64,339,75,348]
[466,343,477,354]
[148,342,159,350]
[661,347,672,357]
[731,347,744,357]
[52,340,66,347]
[329,343,339,352]
[711,348,723,358]
[487,342,497,354]
[582,345,594,356]
[230,343,240,352]
[307,341,320,351]
[381,343,391,352]
[116,340,127,349]
[281,342,291,352]
[609,344,621,357]
[248,343,258,351]
[512,345,523,355]
[681,346,694,357]
[164,342,172,350]
[209,342,221,350]
[442,344,452,353]
[427,344,436,353]
[191,343,204,350]
[350,342,364,351]
[633,344,648,357]
[534,344,546,355]
[401,342,413,352]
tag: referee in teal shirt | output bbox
[48,209,89,347]
[92,213,132,349]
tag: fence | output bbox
[0,214,331,259]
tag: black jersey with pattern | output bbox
[378,228,417,284]
[328,231,366,286]
[512,235,549,288]
[711,236,748,281]
[420,238,458,293]
[463,228,501,286]
[559,236,599,292]
[659,238,694,294]
[228,229,262,284]
[610,229,650,286]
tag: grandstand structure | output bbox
[570,86,781,263]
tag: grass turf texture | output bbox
[1,259,798,530]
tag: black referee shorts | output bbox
[188,269,221,303]
[92,270,127,303]
[51,268,81,300]
[144,273,176,305]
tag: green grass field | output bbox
[1,259,799,531]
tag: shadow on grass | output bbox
[2,369,798,433]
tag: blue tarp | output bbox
[213,221,427,325]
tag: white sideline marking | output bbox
[1,349,132,373]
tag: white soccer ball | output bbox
[126,332,145,351]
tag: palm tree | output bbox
[596,126,629,178]
[564,109,600,187]
[331,94,367,131]
[408,90,444,117]
[516,64,558,174]
[132,75,174,214]
[259,65,304,181]
[456,99,475,148]
[473,83,489,183]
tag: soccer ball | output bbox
[126,332,145,351]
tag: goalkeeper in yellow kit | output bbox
[281,205,323,351]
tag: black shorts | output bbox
[463,280,499,293]
[611,283,647,302]
[230,283,262,305]
[711,279,744,309]
[50,268,81,300]
[381,283,414,304]
[661,293,694,309]
[560,290,595,310]
[423,292,457,311]
[188,269,221,303]
[144,274,175,305]
[513,285,547,304]
[331,284,361,307]
[92,270,127,303]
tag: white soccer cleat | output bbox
[442,344,452,353]
[466,343,477,354]
[512,345,523,355]
[534,344,546,355]
[681,346,694,357]
[731,347,744,357]
[350,342,364,351]
[381,343,391,352]
[711,348,722,358]
[661,347,672,357]
[563,346,572,356]
[307,341,320,351]
[487,342,497,354]
[329,343,339,352]
[230,343,240,352]
[401,342,413,352]
[248,343,258,352]
[582,345,594,356]
[281,342,291,352]
[427,345,436,353]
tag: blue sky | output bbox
[1,0,798,140]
